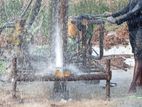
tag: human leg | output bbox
[129,28,142,93]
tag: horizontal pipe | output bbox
[103,54,133,58]
[17,73,108,82]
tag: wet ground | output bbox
[0,45,142,107]
[0,66,142,107]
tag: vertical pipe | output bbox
[59,0,68,64]
[99,23,104,59]
[106,59,111,100]
[12,57,17,98]
[81,25,87,65]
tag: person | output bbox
[107,0,142,93]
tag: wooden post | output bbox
[106,59,111,100]
[12,57,17,98]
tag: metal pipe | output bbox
[94,23,104,60]
[11,59,112,100]
[105,59,111,100]
[17,73,108,82]
[11,57,18,98]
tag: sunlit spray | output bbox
[55,22,63,69]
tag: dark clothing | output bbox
[134,28,142,58]
[112,0,142,58]
[112,0,142,31]
[129,30,137,53]
[129,28,142,58]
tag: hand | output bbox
[107,16,116,24]
[104,12,112,17]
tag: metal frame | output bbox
[11,58,111,100]
[0,0,112,100]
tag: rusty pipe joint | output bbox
[54,67,72,78]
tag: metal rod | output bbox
[105,59,111,100]
[11,57,17,98]
[17,73,108,82]
[103,54,133,58]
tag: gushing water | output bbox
[55,22,63,69]
[52,0,65,70]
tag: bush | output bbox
[0,0,128,36]
[68,0,128,16]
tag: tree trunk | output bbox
[58,0,68,64]
[27,0,42,28]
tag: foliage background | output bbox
[0,0,128,36]
[0,0,128,73]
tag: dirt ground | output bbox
[0,23,141,107]
[0,66,142,107]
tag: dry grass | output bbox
[0,73,142,107]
